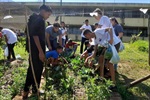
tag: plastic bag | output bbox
[4,47,8,57]
[16,54,21,59]
[104,44,113,60]
[110,45,120,64]
[119,41,125,52]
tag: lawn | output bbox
[0,38,150,100]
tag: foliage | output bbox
[44,56,112,99]
[131,40,148,52]
[0,66,27,100]
[130,31,142,43]
[10,66,27,96]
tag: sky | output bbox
[4,0,150,3]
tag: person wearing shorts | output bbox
[83,28,116,84]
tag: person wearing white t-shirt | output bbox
[60,21,67,47]
[80,19,92,54]
[91,8,121,47]
[0,27,17,60]
[83,28,116,84]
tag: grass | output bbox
[117,40,150,100]
[76,40,150,100]
[0,39,150,99]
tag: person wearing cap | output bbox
[65,39,78,58]
[60,21,67,47]
[23,5,52,99]
[83,28,116,84]
[80,19,92,54]
[46,23,62,51]
[90,8,121,46]
[110,17,124,71]
[90,8,121,74]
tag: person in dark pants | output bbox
[0,27,17,61]
[7,43,16,60]
[23,5,52,99]
[46,23,62,51]
[80,19,92,54]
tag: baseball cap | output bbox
[90,8,102,16]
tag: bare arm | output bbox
[84,44,97,64]
[80,50,88,59]
[46,32,52,50]
[118,32,123,38]
[59,35,62,46]
[80,28,85,31]
[62,31,67,36]
[80,25,85,31]
[107,28,113,45]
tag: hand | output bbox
[80,54,84,59]
[39,52,45,62]
[84,55,93,64]
[48,46,52,51]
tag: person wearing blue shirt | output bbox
[110,17,124,72]
[43,46,63,77]
[46,46,63,65]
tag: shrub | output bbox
[131,40,148,53]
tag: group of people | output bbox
[79,8,124,85]
[22,5,80,99]
[0,4,125,99]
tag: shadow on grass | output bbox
[116,73,150,100]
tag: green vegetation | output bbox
[43,57,112,99]
[117,40,150,100]
[0,38,150,100]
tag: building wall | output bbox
[1,16,149,27]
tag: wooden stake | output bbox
[126,74,150,89]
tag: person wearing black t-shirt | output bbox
[80,40,94,59]
[23,5,52,99]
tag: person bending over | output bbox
[83,28,116,84]
[46,46,63,66]
[80,40,94,60]
[65,39,78,58]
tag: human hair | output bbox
[94,23,98,26]
[85,19,89,22]
[61,21,65,24]
[56,45,63,50]
[93,8,103,15]
[53,23,60,28]
[110,17,119,24]
[83,29,92,36]
[40,5,52,13]
[84,40,90,45]
[0,27,3,31]
[68,39,72,43]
